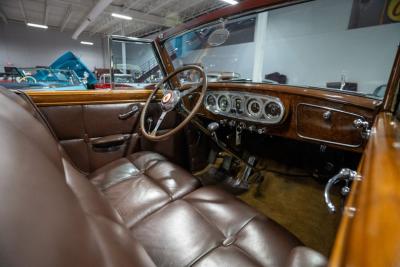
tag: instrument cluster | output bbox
[204,91,285,124]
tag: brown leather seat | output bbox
[0,90,326,267]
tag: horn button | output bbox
[161,90,181,112]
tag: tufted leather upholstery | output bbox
[0,90,326,267]
[90,151,201,226]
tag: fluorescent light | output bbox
[80,41,94,45]
[220,0,238,5]
[111,13,133,20]
[26,23,48,29]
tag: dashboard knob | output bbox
[257,127,266,134]
[248,125,256,132]
[228,120,236,127]
[219,119,228,126]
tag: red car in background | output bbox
[95,74,136,89]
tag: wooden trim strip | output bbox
[26,89,160,107]
[383,45,400,111]
[329,112,400,266]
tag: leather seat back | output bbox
[0,90,156,266]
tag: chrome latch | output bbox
[324,168,361,213]
[353,118,371,139]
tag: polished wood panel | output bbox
[329,112,400,267]
[26,89,161,106]
[207,83,381,110]
[196,84,379,152]
[297,104,365,148]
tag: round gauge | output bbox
[217,95,230,112]
[205,94,216,108]
[247,99,262,117]
[264,101,282,118]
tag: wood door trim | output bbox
[329,112,400,266]
[27,89,161,106]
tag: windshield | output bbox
[165,0,400,99]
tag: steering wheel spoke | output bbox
[180,80,203,98]
[150,111,168,136]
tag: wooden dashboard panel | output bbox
[296,104,365,148]
[197,83,381,152]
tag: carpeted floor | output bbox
[239,169,342,257]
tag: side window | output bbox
[0,66,87,91]
[110,39,163,89]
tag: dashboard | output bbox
[195,83,380,152]
[204,91,285,124]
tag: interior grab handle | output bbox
[324,168,360,213]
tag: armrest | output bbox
[285,247,327,267]
[91,134,128,149]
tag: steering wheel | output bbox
[140,65,207,141]
[19,76,37,83]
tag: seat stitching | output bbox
[127,199,179,229]
[234,215,258,236]
[187,244,221,267]
[232,244,265,267]
[141,161,174,200]
[181,199,225,238]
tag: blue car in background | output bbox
[0,51,97,91]
[0,67,87,91]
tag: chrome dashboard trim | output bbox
[204,90,285,124]
[295,103,365,148]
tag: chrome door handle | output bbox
[324,168,361,213]
[119,105,140,120]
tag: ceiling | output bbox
[0,0,236,38]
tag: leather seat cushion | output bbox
[130,186,302,267]
[89,151,201,226]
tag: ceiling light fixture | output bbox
[26,23,48,29]
[111,13,133,20]
[80,41,94,45]
[220,0,239,5]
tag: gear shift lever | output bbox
[207,122,220,143]
[207,122,219,133]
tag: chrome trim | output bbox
[204,90,285,124]
[296,103,365,148]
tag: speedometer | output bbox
[247,99,262,117]
[217,95,230,112]
[205,95,216,108]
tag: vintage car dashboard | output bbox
[204,91,285,124]
[195,83,381,153]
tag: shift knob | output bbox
[207,122,219,132]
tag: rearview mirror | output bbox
[207,20,230,47]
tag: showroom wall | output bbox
[0,22,106,71]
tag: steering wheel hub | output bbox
[140,65,207,141]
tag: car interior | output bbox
[0,0,399,267]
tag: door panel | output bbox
[40,103,140,172]
[38,99,187,172]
